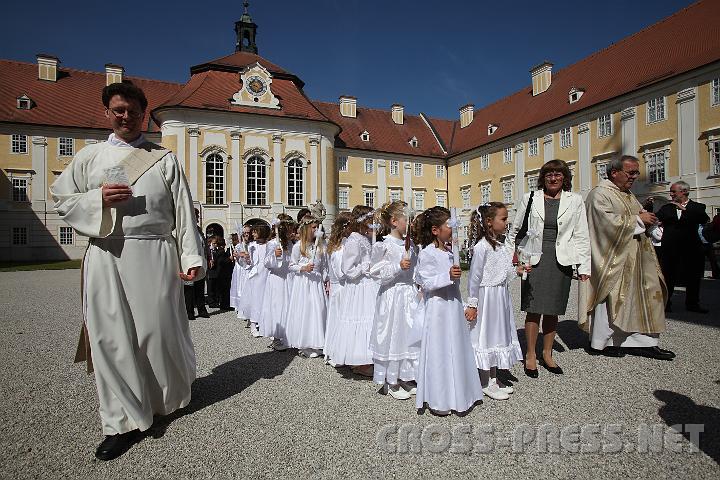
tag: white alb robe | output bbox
[323,245,345,362]
[240,241,270,326]
[286,242,328,350]
[51,138,204,435]
[230,243,250,315]
[259,239,293,341]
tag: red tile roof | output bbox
[153,69,332,124]
[313,101,447,158]
[450,0,720,155]
[0,59,182,132]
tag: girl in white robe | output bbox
[260,215,296,350]
[286,218,328,357]
[325,205,378,376]
[370,201,420,400]
[50,136,203,437]
[323,212,353,366]
[230,228,252,319]
[241,223,271,338]
[465,203,523,401]
[414,206,483,416]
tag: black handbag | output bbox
[515,191,534,246]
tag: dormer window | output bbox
[360,130,370,142]
[409,136,418,148]
[569,87,585,104]
[488,124,499,135]
[16,95,34,110]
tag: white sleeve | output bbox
[289,244,303,273]
[466,243,486,308]
[415,249,453,292]
[341,235,370,279]
[368,242,402,285]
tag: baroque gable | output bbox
[231,62,280,110]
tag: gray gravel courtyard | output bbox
[1,269,719,479]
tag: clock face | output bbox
[245,76,267,97]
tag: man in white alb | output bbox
[52,81,205,460]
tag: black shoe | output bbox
[523,362,539,378]
[539,358,564,375]
[187,313,196,320]
[95,430,140,461]
[686,305,709,314]
[197,308,210,318]
[587,346,625,357]
[622,346,675,361]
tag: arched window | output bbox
[205,153,224,205]
[246,156,266,206]
[287,158,304,207]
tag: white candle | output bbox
[450,207,460,265]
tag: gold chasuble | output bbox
[578,179,667,335]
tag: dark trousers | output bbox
[206,277,217,306]
[184,279,208,317]
[215,275,231,309]
[662,253,703,307]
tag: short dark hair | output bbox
[538,159,572,191]
[296,208,311,223]
[102,81,148,111]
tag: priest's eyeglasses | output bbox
[107,107,143,119]
[620,170,641,178]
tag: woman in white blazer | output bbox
[508,160,591,377]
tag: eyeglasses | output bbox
[107,107,143,119]
[621,170,641,178]
[545,173,564,179]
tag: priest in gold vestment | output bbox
[579,155,675,361]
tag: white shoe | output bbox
[429,408,451,416]
[270,339,288,351]
[483,380,510,400]
[400,381,417,395]
[498,384,514,394]
[384,384,412,400]
[250,323,262,338]
[300,348,320,358]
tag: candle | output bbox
[450,208,460,265]
[403,206,412,260]
[311,225,323,264]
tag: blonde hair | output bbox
[327,212,352,254]
[299,221,321,258]
[378,200,407,239]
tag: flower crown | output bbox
[300,200,327,226]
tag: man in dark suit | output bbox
[657,181,710,313]
[184,208,210,319]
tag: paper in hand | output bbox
[104,165,131,187]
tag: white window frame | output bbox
[11,134,28,154]
[435,192,446,208]
[502,179,514,204]
[414,162,423,177]
[413,190,425,211]
[12,226,28,246]
[526,175,539,192]
[480,154,490,170]
[480,183,491,204]
[598,114,613,138]
[461,160,470,175]
[644,148,669,184]
[436,164,444,178]
[528,138,538,157]
[338,187,349,210]
[58,137,74,157]
[713,78,720,107]
[360,131,370,142]
[503,147,512,164]
[205,153,226,205]
[389,189,402,202]
[596,161,609,182]
[710,139,720,176]
[364,189,376,208]
[59,226,74,246]
[409,137,418,148]
[364,158,374,174]
[11,177,29,202]
[560,127,572,148]
[246,155,267,206]
[286,158,305,207]
[337,156,348,172]
[461,188,471,209]
[647,97,666,124]
[389,160,399,176]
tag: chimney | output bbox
[530,61,553,96]
[36,54,59,82]
[339,95,357,118]
[105,64,124,86]
[459,104,474,129]
[391,104,404,125]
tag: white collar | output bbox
[107,133,146,148]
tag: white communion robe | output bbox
[323,245,345,363]
[466,238,523,370]
[285,243,328,350]
[230,243,250,316]
[369,235,420,385]
[589,217,659,349]
[51,135,204,435]
[259,239,293,341]
[240,241,270,327]
[414,244,483,413]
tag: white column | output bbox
[231,131,241,203]
[403,161,412,203]
[621,107,637,157]
[543,134,553,163]
[377,159,387,204]
[175,126,186,173]
[31,136,47,206]
[188,127,200,201]
[309,137,319,203]
[577,122,591,198]
[676,87,698,177]
[272,133,282,204]
[320,137,329,205]
[514,143,525,202]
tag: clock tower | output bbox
[235,1,258,54]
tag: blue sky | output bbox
[1,0,694,119]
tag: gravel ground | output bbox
[1,270,718,479]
